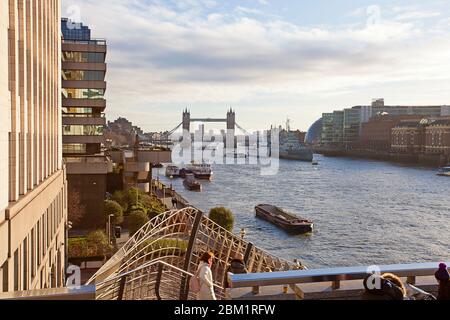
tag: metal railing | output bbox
[96,260,225,300]
[64,155,110,164]
[228,262,449,298]
[89,208,295,300]
[0,286,96,300]
[62,39,107,46]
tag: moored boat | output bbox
[183,174,202,192]
[255,204,314,234]
[186,163,213,180]
[437,167,450,177]
[165,165,180,178]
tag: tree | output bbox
[68,191,86,226]
[128,210,150,236]
[104,200,124,225]
[111,190,129,213]
[209,207,235,232]
[86,231,112,258]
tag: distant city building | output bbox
[391,120,427,154]
[1,1,67,292]
[343,107,363,148]
[321,99,450,150]
[105,117,145,147]
[424,119,450,155]
[306,118,323,145]
[360,115,423,151]
[62,18,111,229]
[61,18,91,41]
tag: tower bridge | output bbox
[152,109,252,146]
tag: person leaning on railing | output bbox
[225,254,248,288]
[363,273,407,300]
[435,263,450,300]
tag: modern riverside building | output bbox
[0,0,67,292]
[322,99,450,149]
[61,19,111,229]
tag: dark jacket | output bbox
[228,259,248,275]
[438,281,450,301]
[225,259,248,288]
[363,278,405,301]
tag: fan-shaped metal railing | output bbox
[90,207,297,300]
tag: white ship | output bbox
[279,130,313,162]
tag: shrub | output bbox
[68,231,112,259]
[209,207,235,232]
[104,200,124,225]
[86,231,112,257]
[111,190,128,212]
[128,210,150,236]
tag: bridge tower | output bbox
[227,108,236,131]
[226,109,236,149]
[182,109,191,133]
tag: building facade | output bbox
[360,115,423,151]
[322,99,450,150]
[0,0,67,293]
[343,107,362,148]
[61,19,110,230]
[424,119,450,156]
[391,120,426,154]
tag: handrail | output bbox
[97,260,194,286]
[97,259,225,292]
[228,261,449,289]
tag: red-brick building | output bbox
[360,115,422,151]
[391,120,427,154]
[425,119,450,155]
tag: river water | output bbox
[154,155,450,269]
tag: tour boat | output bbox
[255,204,314,234]
[165,165,180,178]
[437,167,450,177]
[183,174,202,192]
[186,163,213,180]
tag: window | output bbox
[23,238,28,291]
[63,70,105,81]
[1,261,8,292]
[62,88,105,100]
[13,250,19,291]
[62,107,94,116]
[63,125,103,136]
[62,51,105,63]
[37,220,41,265]
[31,228,35,278]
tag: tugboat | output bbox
[186,163,213,180]
[183,174,202,192]
[165,165,180,178]
[437,167,450,177]
[255,204,314,234]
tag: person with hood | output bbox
[435,263,450,300]
[225,254,248,288]
[196,251,217,301]
[363,273,407,300]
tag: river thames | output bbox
[154,155,450,269]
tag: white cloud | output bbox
[62,0,450,131]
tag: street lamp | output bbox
[107,214,114,245]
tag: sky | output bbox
[62,0,450,132]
